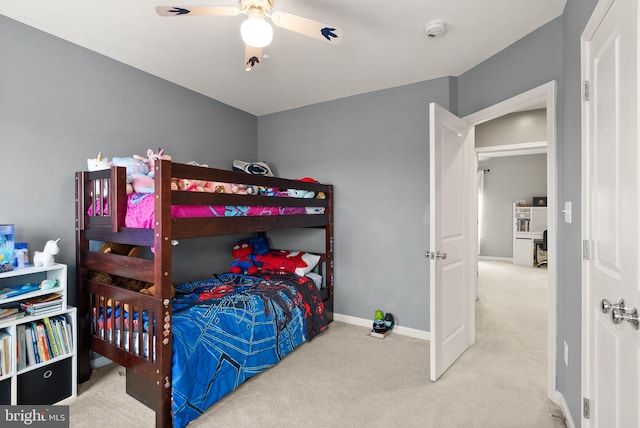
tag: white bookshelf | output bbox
[513,204,547,266]
[0,263,77,404]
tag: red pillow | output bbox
[257,250,320,276]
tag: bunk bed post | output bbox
[75,171,92,383]
[325,184,334,322]
[110,166,128,232]
[153,158,174,428]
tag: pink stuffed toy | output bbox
[134,148,172,178]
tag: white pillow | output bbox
[295,252,321,276]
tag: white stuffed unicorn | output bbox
[33,239,61,267]
[87,152,111,171]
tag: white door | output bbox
[428,103,476,381]
[582,0,639,426]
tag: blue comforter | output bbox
[170,273,327,428]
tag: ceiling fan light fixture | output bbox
[241,17,273,48]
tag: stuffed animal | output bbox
[258,186,278,196]
[87,152,112,171]
[140,284,176,298]
[287,188,315,198]
[229,241,258,274]
[33,239,61,267]
[112,157,149,181]
[255,250,308,274]
[177,178,205,192]
[90,241,175,312]
[287,177,325,199]
[231,183,258,195]
[204,181,233,193]
[109,157,147,194]
[133,148,172,178]
[187,161,208,168]
[131,173,155,193]
[87,152,113,197]
[89,242,150,292]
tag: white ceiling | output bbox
[0,0,566,116]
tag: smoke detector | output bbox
[425,20,447,38]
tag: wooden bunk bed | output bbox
[75,159,333,428]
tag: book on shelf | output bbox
[25,324,37,366]
[16,324,27,370]
[18,293,63,316]
[62,317,73,353]
[43,317,60,357]
[0,306,24,322]
[54,317,71,354]
[0,330,10,375]
[35,322,50,361]
[19,316,72,368]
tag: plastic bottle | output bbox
[14,242,26,268]
[23,243,29,267]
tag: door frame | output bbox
[463,81,558,401]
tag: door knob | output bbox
[601,298,624,314]
[425,251,447,260]
[612,307,639,330]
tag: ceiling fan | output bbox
[156,0,343,71]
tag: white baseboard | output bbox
[333,313,430,341]
[478,256,513,262]
[552,390,576,428]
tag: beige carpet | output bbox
[64,260,566,428]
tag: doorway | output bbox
[464,81,558,402]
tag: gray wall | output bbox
[258,78,454,330]
[559,0,599,422]
[476,109,548,258]
[478,154,547,258]
[476,109,547,147]
[0,15,258,295]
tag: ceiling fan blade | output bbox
[244,45,263,71]
[155,6,241,17]
[270,11,343,45]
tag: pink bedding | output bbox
[124,193,323,229]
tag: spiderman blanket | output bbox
[170,272,327,428]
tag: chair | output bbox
[536,230,548,267]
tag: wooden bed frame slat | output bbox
[83,250,155,284]
[170,214,330,239]
[83,227,155,247]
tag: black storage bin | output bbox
[0,377,11,404]
[17,358,72,405]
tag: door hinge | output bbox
[583,397,590,419]
[582,80,590,101]
[583,240,590,260]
